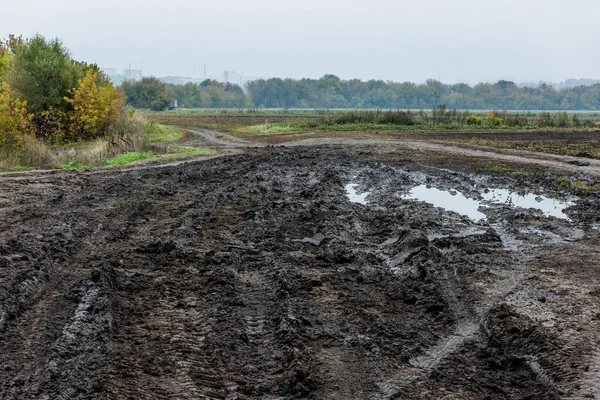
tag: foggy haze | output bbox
[2,0,598,84]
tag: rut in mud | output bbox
[0,145,599,399]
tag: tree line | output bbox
[122,74,600,111]
[246,76,600,110]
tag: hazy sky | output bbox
[2,0,598,84]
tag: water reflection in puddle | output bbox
[401,185,573,221]
[481,189,571,219]
[345,183,369,205]
[401,186,487,220]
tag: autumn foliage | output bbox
[0,34,128,148]
[65,71,126,141]
[0,84,34,150]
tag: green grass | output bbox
[147,124,186,145]
[168,146,214,156]
[237,124,302,135]
[56,147,213,170]
[101,151,155,166]
[7,165,35,171]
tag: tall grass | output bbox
[319,110,416,126]
[0,113,154,170]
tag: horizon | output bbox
[101,67,600,88]
[2,0,599,85]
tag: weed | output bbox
[479,164,529,177]
[555,176,600,195]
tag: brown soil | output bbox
[1,132,599,399]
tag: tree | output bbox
[65,71,126,140]
[122,77,171,111]
[0,49,10,84]
[8,35,80,126]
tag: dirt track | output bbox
[1,132,600,399]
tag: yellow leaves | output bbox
[0,83,34,150]
[65,70,126,140]
[0,49,11,80]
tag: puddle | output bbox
[481,189,573,220]
[401,185,573,221]
[401,185,487,221]
[345,183,369,205]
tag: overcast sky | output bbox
[2,0,598,84]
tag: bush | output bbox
[505,113,528,127]
[466,114,482,126]
[537,112,555,128]
[432,104,450,124]
[554,112,569,128]
[0,84,34,150]
[65,71,127,141]
[485,111,504,127]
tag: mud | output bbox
[0,144,599,399]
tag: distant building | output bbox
[124,69,143,81]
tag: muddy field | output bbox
[1,140,600,399]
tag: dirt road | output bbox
[0,135,599,399]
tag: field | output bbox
[1,113,599,399]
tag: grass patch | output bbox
[159,146,216,162]
[462,138,600,159]
[8,165,35,171]
[147,124,186,145]
[147,109,600,137]
[101,151,155,166]
[237,124,301,135]
[478,164,529,178]
[168,146,214,156]
[555,176,600,195]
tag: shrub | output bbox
[432,104,450,124]
[65,71,126,141]
[0,84,34,150]
[466,114,482,126]
[505,113,528,127]
[485,111,504,127]
[554,112,569,128]
[537,112,555,128]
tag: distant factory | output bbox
[101,68,143,86]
